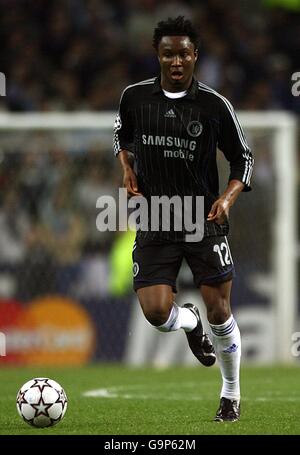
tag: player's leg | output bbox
[185,235,240,420]
[133,239,199,332]
[138,284,215,365]
[200,280,241,422]
[133,238,215,365]
[137,284,198,331]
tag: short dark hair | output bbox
[152,16,199,51]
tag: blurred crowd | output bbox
[0,0,299,112]
[0,141,123,300]
[0,0,299,304]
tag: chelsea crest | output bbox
[187,120,203,137]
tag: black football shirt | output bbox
[114,76,254,242]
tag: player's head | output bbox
[153,16,199,91]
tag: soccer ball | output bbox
[16,378,68,428]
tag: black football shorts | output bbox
[132,236,235,293]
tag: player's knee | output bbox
[144,306,171,326]
[207,298,231,325]
[140,300,171,326]
[145,312,169,327]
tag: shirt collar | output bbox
[152,75,198,100]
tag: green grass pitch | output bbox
[1,365,299,435]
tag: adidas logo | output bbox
[164,109,176,118]
[222,343,238,354]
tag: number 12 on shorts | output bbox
[213,240,233,266]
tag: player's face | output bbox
[158,36,198,92]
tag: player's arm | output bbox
[113,88,142,197]
[209,97,254,224]
[118,150,142,196]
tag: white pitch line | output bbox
[82,385,300,402]
[83,388,204,401]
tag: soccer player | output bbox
[114,16,254,422]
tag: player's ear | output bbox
[194,49,198,61]
[157,50,161,63]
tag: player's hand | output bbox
[123,167,142,197]
[207,198,229,225]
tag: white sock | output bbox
[209,315,241,401]
[155,303,197,332]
